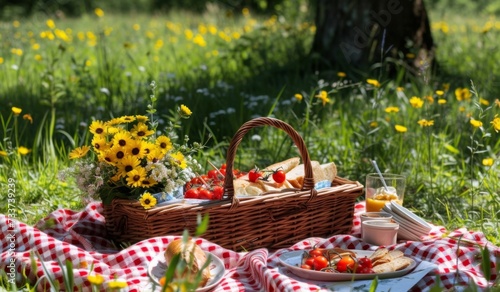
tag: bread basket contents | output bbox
[298,247,413,274]
[233,157,338,196]
[163,238,211,288]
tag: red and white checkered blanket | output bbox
[1,202,499,291]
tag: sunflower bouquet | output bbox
[61,89,202,209]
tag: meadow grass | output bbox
[0,3,499,253]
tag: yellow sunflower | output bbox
[91,135,110,153]
[89,120,107,135]
[155,135,173,153]
[126,166,147,187]
[131,122,154,139]
[141,141,156,155]
[127,139,146,159]
[147,147,165,163]
[107,145,127,164]
[135,115,149,122]
[139,192,157,209]
[113,131,133,148]
[140,177,158,188]
[116,156,141,178]
[170,151,187,169]
[69,146,90,159]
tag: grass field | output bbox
[1,5,499,248]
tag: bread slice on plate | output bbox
[372,256,413,273]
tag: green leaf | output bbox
[195,213,209,236]
[368,276,378,291]
[481,246,491,281]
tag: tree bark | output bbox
[310,0,435,76]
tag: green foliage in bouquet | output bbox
[59,81,203,207]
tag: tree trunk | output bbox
[310,0,435,76]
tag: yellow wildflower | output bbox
[425,95,434,104]
[438,99,447,104]
[396,87,404,92]
[417,119,434,127]
[0,150,8,157]
[94,8,104,17]
[69,146,90,159]
[108,279,128,289]
[337,72,346,78]
[315,90,331,106]
[409,96,424,108]
[369,121,378,128]
[12,107,22,115]
[366,79,381,88]
[470,118,483,128]
[479,98,489,106]
[18,146,31,155]
[294,93,303,101]
[482,158,494,167]
[46,19,55,29]
[156,136,173,153]
[435,90,444,96]
[89,120,107,135]
[171,152,187,169]
[139,192,157,210]
[179,104,192,118]
[126,167,147,187]
[87,273,104,285]
[491,116,500,132]
[395,125,407,133]
[385,106,400,113]
[455,88,472,101]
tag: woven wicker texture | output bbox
[103,117,363,251]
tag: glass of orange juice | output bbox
[365,173,405,212]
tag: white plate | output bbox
[389,202,432,231]
[148,251,225,291]
[278,250,417,281]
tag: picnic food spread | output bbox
[298,247,413,274]
[164,239,211,287]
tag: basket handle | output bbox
[223,117,314,200]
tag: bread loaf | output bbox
[164,239,211,287]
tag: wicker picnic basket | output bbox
[103,117,363,251]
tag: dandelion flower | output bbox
[12,107,22,115]
[69,146,90,159]
[409,96,424,108]
[315,90,331,106]
[0,150,8,157]
[491,116,500,132]
[23,114,33,123]
[179,104,192,118]
[435,90,444,96]
[89,120,107,135]
[425,95,434,104]
[369,121,378,128]
[337,72,346,78]
[385,106,399,113]
[482,158,494,167]
[366,79,381,88]
[126,167,147,187]
[294,93,303,101]
[438,99,447,104]
[87,273,104,285]
[470,118,483,128]
[395,125,407,133]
